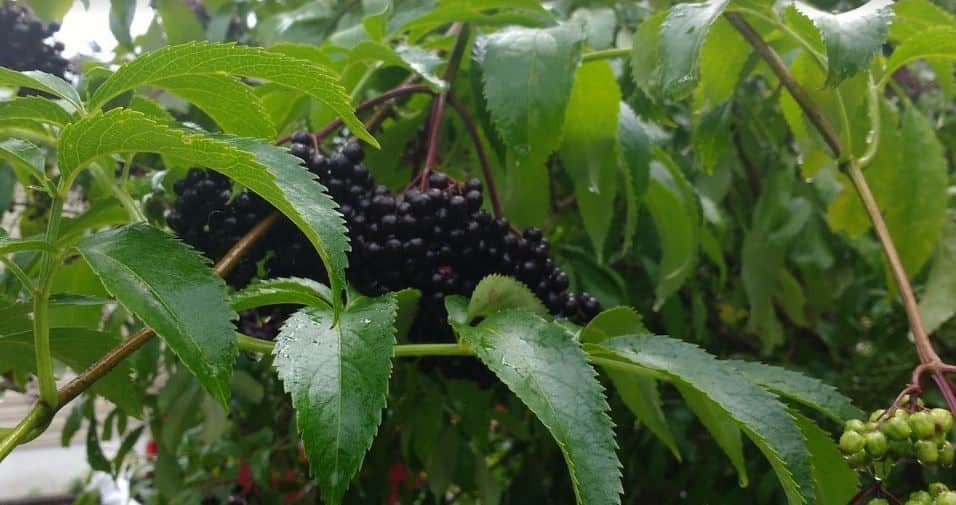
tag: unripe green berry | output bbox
[908,491,933,504]
[939,441,954,468]
[930,483,950,497]
[916,439,940,465]
[882,416,913,441]
[911,411,937,440]
[870,409,886,422]
[865,431,888,459]
[840,430,866,454]
[895,408,910,420]
[845,449,870,469]
[936,491,956,505]
[930,408,954,433]
[845,419,866,433]
[866,499,888,505]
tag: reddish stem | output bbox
[446,93,503,218]
[419,93,447,190]
[932,372,956,414]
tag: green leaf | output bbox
[581,308,680,460]
[467,274,547,322]
[153,74,277,138]
[394,288,421,341]
[155,0,206,44]
[617,103,651,256]
[795,0,894,86]
[0,138,46,186]
[426,425,460,497]
[919,218,956,334]
[630,11,666,94]
[889,0,956,42]
[694,17,751,112]
[110,0,137,49]
[349,42,446,91]
[645,153,699,309]
[480,24,581,155]
[728,360,862,422]
[658,0,730,98]
[76,223,237,408]
[0,68,84,112]
[882,27,956,85]
[58,110,350,312]
[0,96,73,126]
[676,383,748,487]
[792,411,859,504]
[86,42,375,146]
[560,61,620,259]
[588,336,815,504]
[24,0,72,21]
[86,416,112,472]
[230,277,332,312]
[274,294,397,505]
[451,310,622,505]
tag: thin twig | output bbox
[446,93,503,218]
[725,11,942,367]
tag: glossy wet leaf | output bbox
[795,0,894,86]
[0,67,83,111]
[728,360,862,422]
[0,96,73,126]
[451,310,622,505]
[274,294,397,505]
[76,223,237,407]
[658,0,730,98]
[230,277,332,312]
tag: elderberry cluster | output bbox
[839,404,954,469]
[276,132,601,325]
[166,134,601,346]
[898,483,956,505]
[165,169,273,287]
[0,1,68,78]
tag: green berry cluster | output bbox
[840,406,954,469]
[897,483,956,505]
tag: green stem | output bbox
[236,333,474,358]
[236,332,274,354]
[0,403,50,461]
[33,195,63,408]
[393,342,473,358]
[90,163,145,223]
[581,47,632,63]
[0,256,35,292]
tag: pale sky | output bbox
[57,0,154,58]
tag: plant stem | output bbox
[581,47,632,62]
[214,212,279,278]
[0,256,35,292]
[419,23,470,188]
[236,332,474,358]
[446,93,504,218]
[33,195,64,408]
[725,11,941,366]
[0,403,49,461]
[236,332,275,354]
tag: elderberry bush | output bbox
[0,0,68,78]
